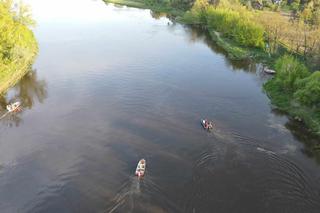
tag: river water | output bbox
[0,0,320,212]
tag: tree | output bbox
[0,0,38,93]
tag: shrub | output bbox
[0,0,37,69]
[205,6,265,48]
[273,55,310,91]
[294,71,320,107]
[0,0,38,93]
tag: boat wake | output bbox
[0,111,9,120]
[106,176,182,213]
[254,149,320,212]
[106,177,141,213]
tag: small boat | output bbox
[201,119,213,131]
[135,159,146,178]
[264,67,276,74]
[6,102,21,112]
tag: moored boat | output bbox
[263,67,276,74]
[135,159,146,178]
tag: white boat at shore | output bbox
[6,102,21,112]
[135,159,146,178]
[263,67,276,74]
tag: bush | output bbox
[294,71,320,107]
[181,0,208,24]
[0,1,37,66]
[182,0,265,48]
[206,6,265,48]
[0,0,38,93]
[273,55,310,91]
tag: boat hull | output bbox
[135,159,146,178]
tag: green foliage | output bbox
[206,6,265,48]
[191,0,209,22]
[294,71,320,107]
[264,79,292,109]
[182,0,265,48]
[209,30,250,59]
[0,0,38,93]
[264,55,320,134]
[273,55,309,91]
[290,2,300,11]
[181,0,208,24]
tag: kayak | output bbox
[135,159,146,178]
[6,102,21,112]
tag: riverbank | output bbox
[0,55,36,94]
[104,0,270,61]
[264,55,320,136]
[264,81,320,135]
[0,1,38,94]
[208,30,272,61]
[103,0,320,139]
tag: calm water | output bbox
[1,0,320,212]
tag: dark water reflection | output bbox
[0,69,47,127]
[0,1,320,213]
[285,118,320,163]
[181,26,253,70]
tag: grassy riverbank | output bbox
[0,1,38,94]
[208,30,272,61]
[264,81,320,135]
[0,56,35,94]
[104,0,148,9]
[264,55,320,135]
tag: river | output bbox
[0,0,320,212]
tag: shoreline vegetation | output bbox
[104,0,320,138]
[0,0,38,94]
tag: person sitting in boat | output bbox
[204,120,208,129]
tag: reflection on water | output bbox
[182,26,252,70]
[269,108,320,163]
[0,69,47,127]
[150,11,168,20]
[13,70,47,109]
[286,119,320,163]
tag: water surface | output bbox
[1,0,320,212]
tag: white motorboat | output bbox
[135,159,146,178]
[264,67,276,74]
